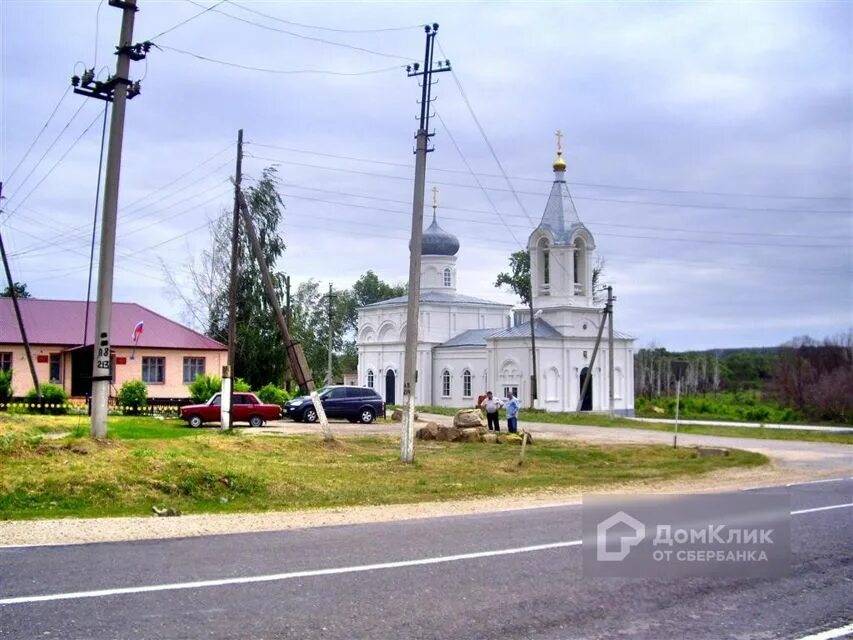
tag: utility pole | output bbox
[325,283,336,386]
[400,24,451,463]
[607,285,615,418]
[223,128,243,431]
[236,189,333,440]
[527,262,538,410]
[72,0,147,439]
[0,183,41,403]
[576,297,610,413]
[284,275,291,392]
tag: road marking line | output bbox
[793,622,853,640]
[791,503,853,515]
[0,540,582,605]
[2,502,850,605]
[785,478,850,487]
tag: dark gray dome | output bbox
[421,218,459,256]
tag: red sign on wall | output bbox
[115,356,127,365]
[37,354,49,363]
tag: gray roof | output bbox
[488,318,562,340]
[420,215,460,256]
[362,290,511,309]
[534,175,594,247]
[436,328,500,349]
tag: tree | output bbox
[494,250,531,304]
[1,282,30,298]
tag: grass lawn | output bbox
[413,406,853,445]
[0,414,766,520]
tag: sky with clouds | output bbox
[1,0,850,351]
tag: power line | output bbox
[180,0,411,61]
[224,0,424,33]
[244,153,853,216]
[3,107,103,222]
[2,99,91,211]
[247,140,851,204]
[3,86,72,186]
[158,44,404,76]
[145,0,227,42]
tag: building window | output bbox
[443,268,452,287]
[49,354,62,384]
[0,352,12,371]
[441,370,451,398]
[367,370,374,388]
[182,357,205,384]
[142,357,165,384]
[503,385,519,399]
[462,369,472,398]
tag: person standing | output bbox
[480,390,503,432]
[505,390,521,434]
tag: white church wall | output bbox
[431,348,487,407]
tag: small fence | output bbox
[0,397,192,417]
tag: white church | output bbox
[356,141,635,414]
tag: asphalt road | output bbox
[1,479,851,640]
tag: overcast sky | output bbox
[1,0,850,351]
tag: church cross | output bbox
[432,186,439,210]
[555,129,564,154]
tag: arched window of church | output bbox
[573,238,586,294]
[441,370,451,397]
[462,369,472,398]
[537,237,550,288]
[367,370,374,389]
[443,268,452,287]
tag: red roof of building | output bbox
[0,298,226,350]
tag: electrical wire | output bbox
[224,0,425,33]
[180,0,412,61]
[247,141,851,204]
[83,102,110,345]
[3,86,72,186]
[145,0,227,42]
[158,44,404,76]
[244,153,853,217]
[2,107,102,222]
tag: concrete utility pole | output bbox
[236,189,333,440]
[222,128,243,431]
[325,283,336,386]
[0,183,41,403]
[607,285,615,418]
[284,275,291,391]
[576,297,610,413]
[76,0,145,439]
[400,24,451,463]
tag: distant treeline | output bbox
[634,331,853,424]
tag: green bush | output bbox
[188,374,221,403]
[234,378,251,392]
[117,379,148,415]
[257,383,290,405]
[25,383,68,414]
[0,369,12,403]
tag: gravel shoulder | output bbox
[1,415,849,547]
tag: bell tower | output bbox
[528,131,596,313]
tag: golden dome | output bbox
[553,151,567,172]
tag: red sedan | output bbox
[180,392,282,428]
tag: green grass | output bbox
[413,406,853,445]
[0,414,767,520]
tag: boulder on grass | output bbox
[482,432,498,444]
[454,408,485,428]
[391,409,419,422]
[435,425,462,442]
[457,427,482,443]
[415,422,440,441]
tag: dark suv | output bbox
[285,386,384,424]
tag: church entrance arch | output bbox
[579,367,593,411]
[385,370,396,405]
